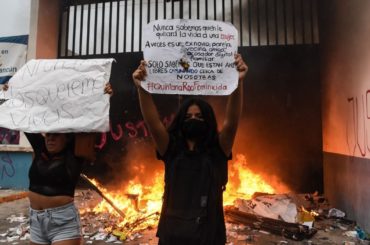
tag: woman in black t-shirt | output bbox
[132,54,248,245]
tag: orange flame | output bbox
[224,154,276,205]
[301,206,319,217]
[84,153,288,236]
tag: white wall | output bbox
[322,1,370,159]
[0,0,31,37]
[321,0,370,232]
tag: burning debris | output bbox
[74,153,288,243]
[0,189,368,244]
[0,153,368,244]
[81,174,126,219]
[77,174,162,243]
[225,206,317,241]
[71,156,367,244]
[224,192,323,241]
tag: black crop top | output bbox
[26,133,84,197]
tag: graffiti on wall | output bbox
[346,90,370,157]
[95,115,175,150]
[0,152,15,180]
[0,127,19,145]
[0,152,31,189]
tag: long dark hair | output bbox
[168,97,219,148]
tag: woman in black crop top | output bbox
[27,132,82,198]
[132,54,248,245]
[2,83,113,245]
[26,132,85,245]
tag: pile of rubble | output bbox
[224,192,369,244]
[0,190,369,244]
[0,214,29,243]
[77,189,160,243]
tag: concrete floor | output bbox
[0,189,366,245]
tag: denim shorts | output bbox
[29,202,81,244]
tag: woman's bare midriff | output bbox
[29,191,74,210]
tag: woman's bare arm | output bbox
[219,53,248,156]
[132,61,169,156]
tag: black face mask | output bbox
[182,119,207,141]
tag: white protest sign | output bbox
[0,59,114,133]
[143,19,238,95]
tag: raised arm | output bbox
[132,60,169,156]
[219,53,248,156]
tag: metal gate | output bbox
[59,0,323,193]
[58,0,319,57]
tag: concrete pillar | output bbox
[28,0,60,59]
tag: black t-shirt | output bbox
[26,133,83,197]
[157,136,231,245]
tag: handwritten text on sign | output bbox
[143,19,238,95]
[0,59,114,133]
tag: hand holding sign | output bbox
[2,83,9,91]
[234,53,248,82]
[132,60,148,89]
[104,82,114,95]
[0,83,9,105]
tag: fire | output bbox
[301,206,319,217]
[87,172,164,229]
[224,154,277,205]
[83,153,288,238]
